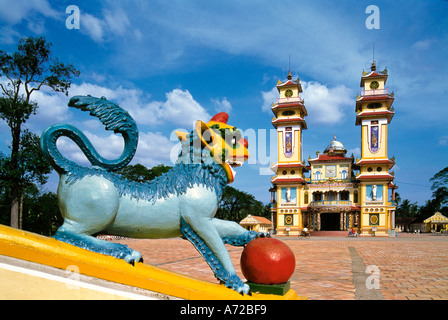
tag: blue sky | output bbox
[0,0,447,206]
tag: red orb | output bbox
[240,237,295,285]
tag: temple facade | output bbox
[269,62,397,236]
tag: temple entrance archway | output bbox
[320,212,340,231]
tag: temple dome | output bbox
[324,136,347,155]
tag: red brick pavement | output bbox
[115,233,448,300]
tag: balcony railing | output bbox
[310,200,352,206]
[360,88,389,96]
[276,97,302,104]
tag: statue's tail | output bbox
[40,95,138,174]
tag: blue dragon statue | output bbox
[40,95,263,294]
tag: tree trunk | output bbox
[19,192,23,229]
[10,196,19,228]
[9,121,21,229]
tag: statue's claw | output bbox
[124,250,143,265]
[240,283,251,295]
[224,274,251,295]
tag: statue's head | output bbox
[175,112,249,184]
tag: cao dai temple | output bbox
[269,62,398,237]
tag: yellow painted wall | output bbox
[364,79,385,91]
[360,101,388,113]
[276,107,302,119]
[278,130,301,163]
[279,87,299,99]
[361,124,388,159]
[310,163,352,181]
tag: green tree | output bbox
[0,130,52,227]
[396,199,419,218]
[0,36,80,228]
[419,167,448,218]
[216,186,266,222]
[22,189,62,236]
[429,167,448,212]
[430,166,448,191]
[119,164,172,182]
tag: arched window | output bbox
[341,170,348,180]
[340,191,349,201]
[314,171,321,181]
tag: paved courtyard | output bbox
[115,233,448,300]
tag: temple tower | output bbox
[270,71,308,236]
[355,61,397,236]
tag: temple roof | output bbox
[277,71,303,92]
[308,137,354,164]
[323,138,347,155]
[356,158,395,166]
[271,116,308,129]
[271,176,306,184]
[308,154,353,163]
[240,215,272,226]
[360,62,388,86]
[355,173,395,181]
[423,212,448,224]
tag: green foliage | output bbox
[23,191,62,236]
[118,164,172,182]
[0,36,79,228]
[397,167,448,221]
[396,198,419,218]
[0,97,37,129]
[0,184,63,236]
[0,130,55,232]
[0,130,52,190]
[215,186,268,222]
[0,36,80,100]
[430,166,448,191]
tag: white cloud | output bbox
[211,97,232,113]
[54,129,176,169]
[301,81,353,124]
[18,81,209,169]
[26,81,211,131]
[96,87,210,127]
[0,0,61,40]
[80,6,139,43]
[103,7,130,36]
[261,87,278,112]
[31,89,72,125]
[0,25,20,44]
[261,81,353,123]
[0,0,60,24]
[412,39,433,50]
[81,13,105,43]
[134,131,176,167]
[438,136,448,146]
[159,89,211,126]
